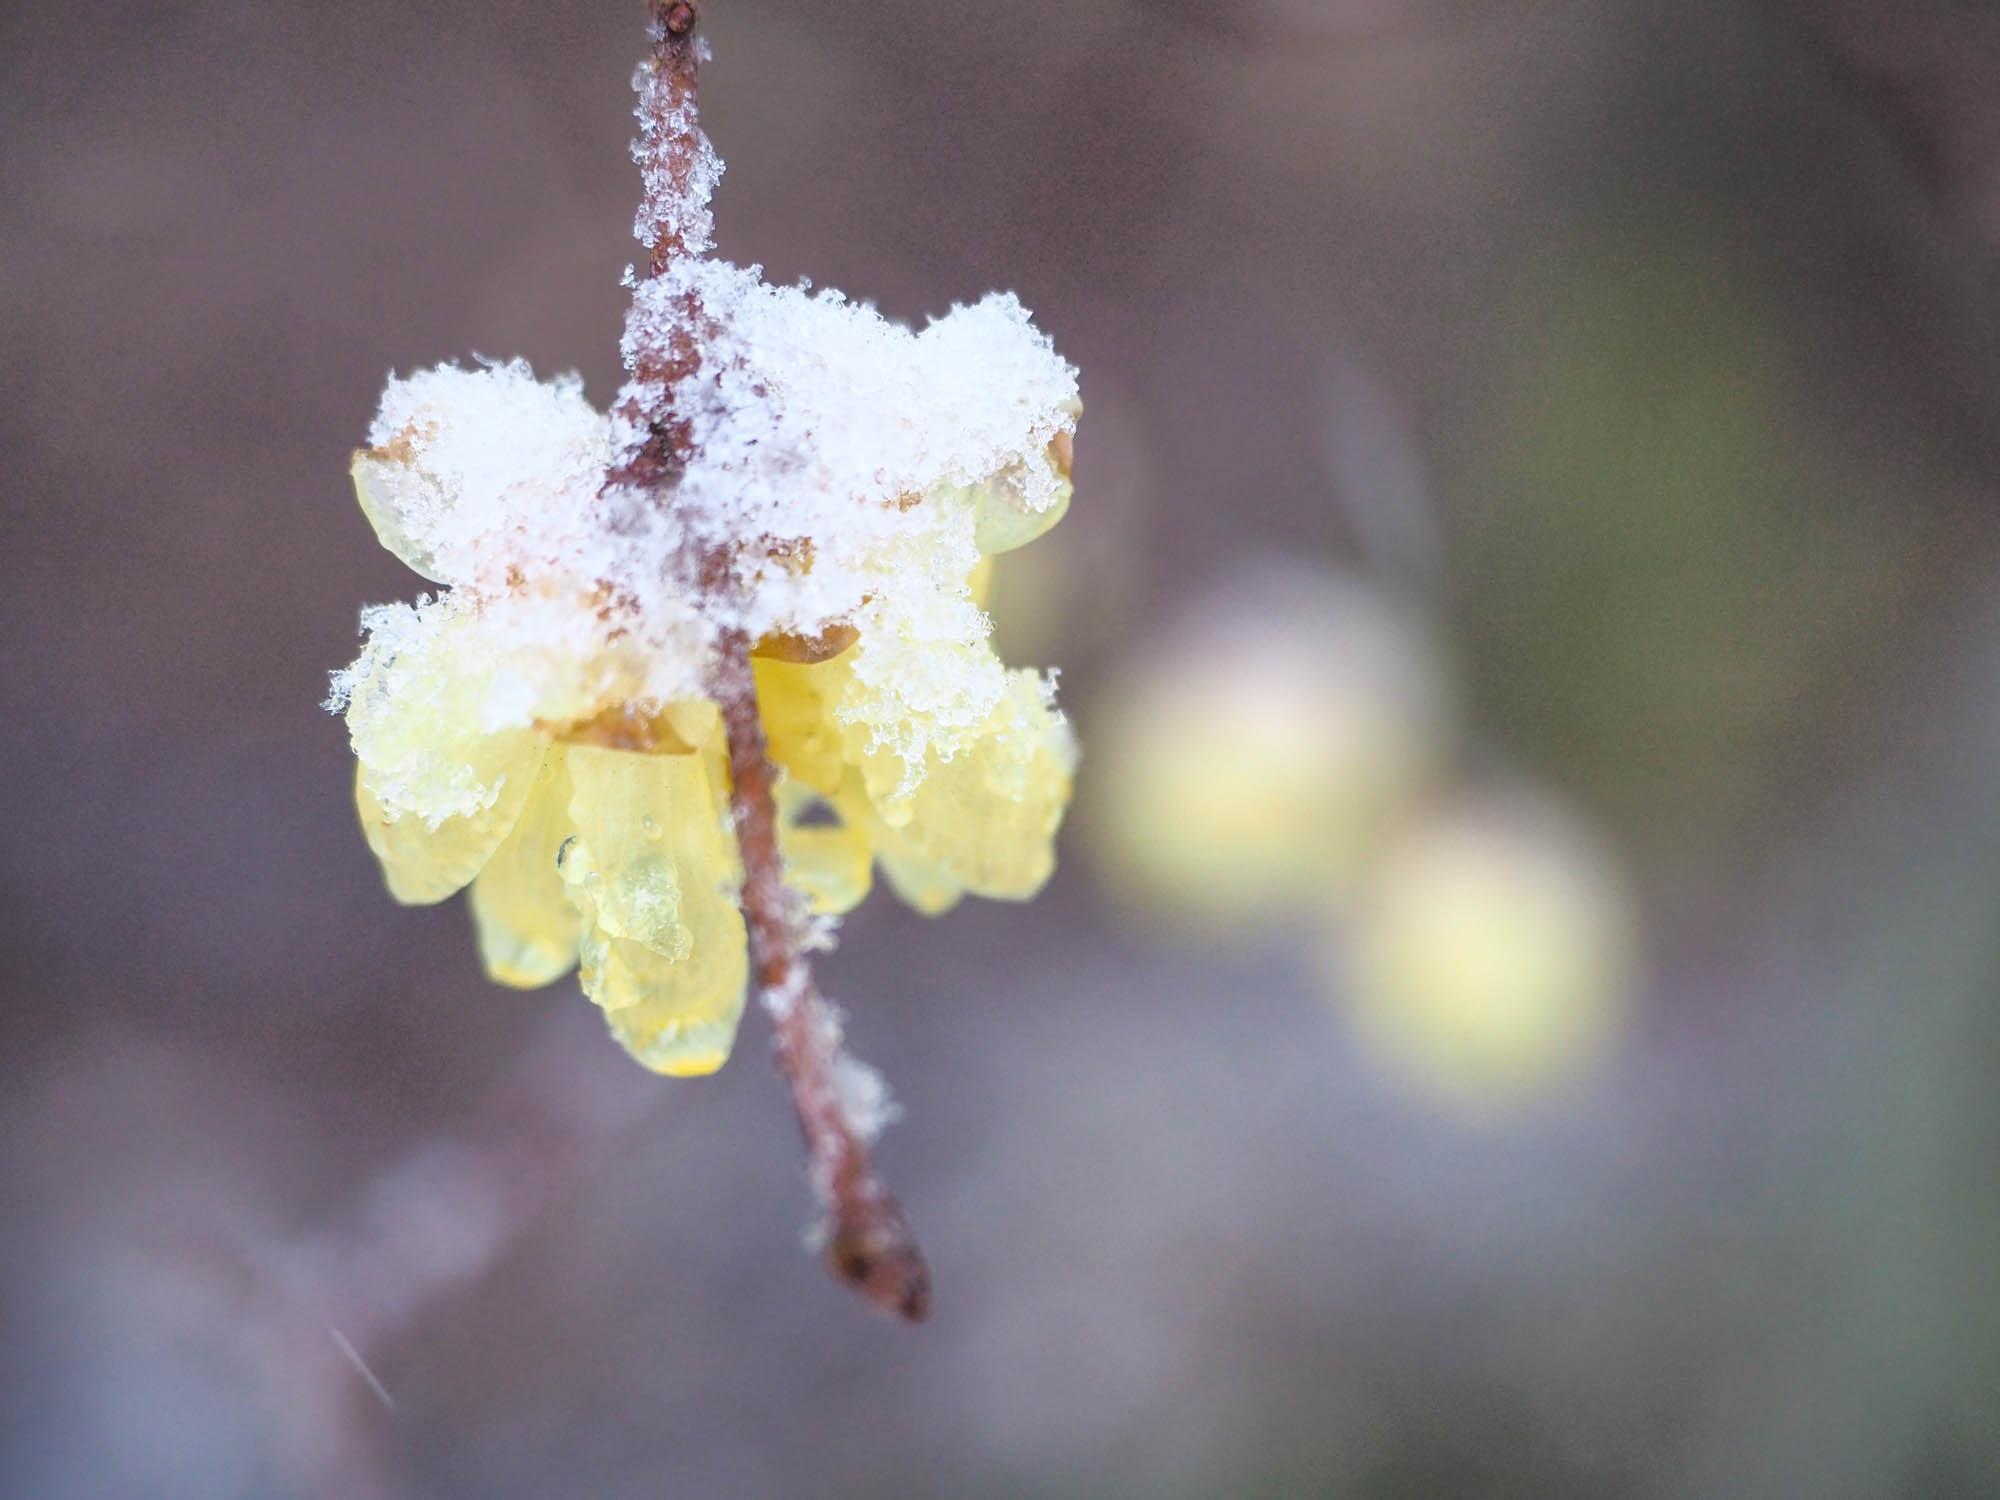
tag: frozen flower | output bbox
[330,288,1080,1076]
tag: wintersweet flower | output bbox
[326,1,1081,1316]
[331,341,1078,1076]
[328,55,1079,1084]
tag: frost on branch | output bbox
[631,35,723,256]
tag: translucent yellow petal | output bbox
[831,635,1008,825]
[562,744,748,1076]
[344,599,542,826]
[468,747,581,987]
[579,907,748,1076]
[354,738,542,905]
[663,698,724,754]
[881,670,1075,902]
[973,475,1070,556]
[560,746,706,958]
[755,652,849,794]
[351,450,448,582]
[775,774,874,916]
[966,556,995,609]
[970,426,1075,555]
[558,697,718,755]
[874,840,965,917]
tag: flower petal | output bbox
[755,653,850,795]
[562,744,748,1075]
[873,842,965,917]
[775,774,874,916]
[340,597,545,823]
[969,414,1076,556]
[874,669,1074,902]
[352,360,611,588]
[352,450,448,583]
[355,743,542,905]
[469,747,582,987]
[586,916,749,1077]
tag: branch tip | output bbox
[828,1211,932,1322]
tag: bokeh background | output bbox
[7,0,2000,1495]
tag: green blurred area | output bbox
[1457,235,1921,878]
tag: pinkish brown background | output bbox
[6,1,2000,1496]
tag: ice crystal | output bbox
[631,36,722,254]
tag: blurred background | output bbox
[6,0,2000,1495]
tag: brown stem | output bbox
[638,0,711,275]
[713,634,932,1320]
[605,0,715,496]
[618,0,931,1320]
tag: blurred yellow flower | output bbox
[1333,796,1635,1113]
[1093,565,1452,926]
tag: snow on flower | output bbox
[329,74,1080,1080]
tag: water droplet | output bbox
[642,814,662,838]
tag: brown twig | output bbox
[622,0,931,1319]
[606,0,714,495]
[713,637,932,1319]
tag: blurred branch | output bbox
[1778,0,2000,247]
[1322,347,1447,601]
[1140,0,1549,50]
[203,1011,668,1498]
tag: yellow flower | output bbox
[331,358,1079,1077]
[1093,565,1452,927]
[1332,795,1635,1114]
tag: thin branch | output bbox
[620,0,932,1319]
[713,635,932,1320]
[607,0,714,496]
[196,1011,669,1499]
